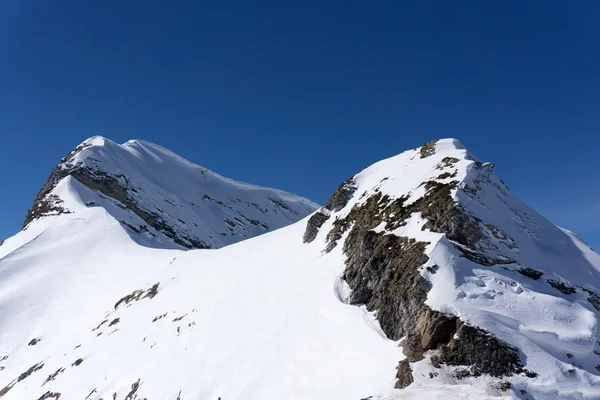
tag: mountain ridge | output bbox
[0,138,599,399]
[22,136,319,249]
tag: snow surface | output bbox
[27,136,318,249]
[1,138,599,399]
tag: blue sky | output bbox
[1,1,599,248]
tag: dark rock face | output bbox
[431,323,523,377]
[303,211,330,244]
[314,168,527,387]
[583,289,600,312]
[420,140,439,158]
[303,177,356,244]
[517,267,543,280]
[395,360,414,389]
[456,246,515,266]
[324,178,356,213]
[420,181,483,249]
[547,279,576,295]
[36,391,61,400]
[343,230,430,341]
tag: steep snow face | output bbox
[22,136,318,249]
[1,138,599,399]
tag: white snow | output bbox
[28,136,318,249]
[1,138,599,399]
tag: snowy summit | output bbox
[0,138,599,400]
[21,136,318,250]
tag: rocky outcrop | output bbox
[431,323,524,377]
[303,177,356,244]
[420,140,439,158]
[303,210,330,243]
[315,153,528,386]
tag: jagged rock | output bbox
[516,267,543,280]
[456,245,515,266]
[432,323,523,377]
[420,140,439,158]
[324,178,356,212]
[547,279,576,295]
[314,159,526,385]
[583,289,600,312]
[395,360,413,388]
[303,210,330,243]
[343,230,430,342]
[417,309,459,352]
[18,362,44,382]
[36,391,61,400]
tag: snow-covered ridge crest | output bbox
[23,136,319,249]
[305,138,600,398]
[2,138,600,399]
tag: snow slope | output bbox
[1,138,599,399]
[21,136,318,249]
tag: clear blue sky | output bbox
[1,1,599,248]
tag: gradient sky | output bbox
[1,1,599,249]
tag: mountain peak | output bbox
[3,139,599,399]
[302,138,600,395]
[23,137,319,249]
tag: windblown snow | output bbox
[0,138,599,400]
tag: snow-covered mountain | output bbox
[1,138,599,399]
[21,136,319,249]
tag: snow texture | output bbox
[1,138,599,399]
[23,136,318,249]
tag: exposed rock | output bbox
[42,367,65,386]
[324,178,356,212]
[342,229,430,341]
[28,337,42,346]
[93,319,108,331]
[303,177,357,244]
[420,181,483,249]
[109,318,120,327]
[431,323,523,377]
[583,288,600,312]
[516,267,543,280]
[124,379,141,400]
[153,313,167,322]
[394,360,413,388]
[313,166,526,386]
[71,358,83,367]
[547,279,576,295]
[172,314,187,322]
[0,381,15,398]
[420,140,439,158]
[36,391,61,400]
[22,145,210,249]
[437,157,459,169]
[23,194,71,228]
[417,309,459,353]
[303,210,330,243]
[18,362,45,382]
[456,245,515,266]
[114,282,160,309]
